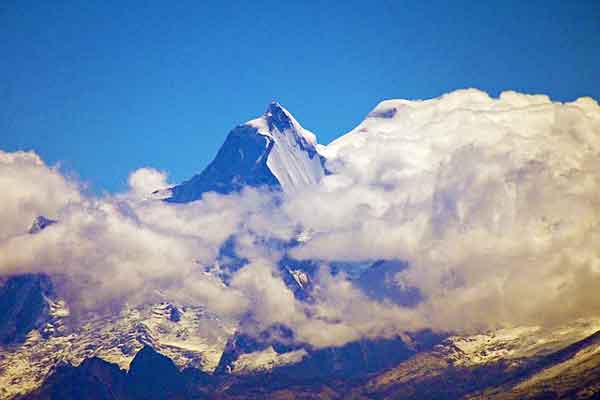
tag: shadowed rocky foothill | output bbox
[0,274,53,345]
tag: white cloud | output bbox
[1,89,599,348]
[128,167,169,197]
[288,89,600,333]
[0,150,80,241]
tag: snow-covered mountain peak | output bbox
[246,101,318,147]
[248,101,324,193]
[166,102,325,202]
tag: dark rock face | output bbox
[25,347,211,400]
[128,346,187,400]
[25,357,129,400]
[0,274,53,345]
[166,125,279,203]
[28,216,57,234]
[276,336,415,382]
[0,216,57,345]
[265,101,295,132]
[167,304,181,322]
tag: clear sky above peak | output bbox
[2,0,599,192]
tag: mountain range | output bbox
[2,92,600,399]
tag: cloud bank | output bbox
[1,89,599,347]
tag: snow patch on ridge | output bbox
[444,318,600,367]
[231,346,307,374]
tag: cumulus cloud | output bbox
[288,89,600,333]
[128,167,169,197]
[229,260,419,347]
[0,150,80,241]
[0,89,599,349]
[0,154,266,318]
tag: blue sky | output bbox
[2,0,599,192]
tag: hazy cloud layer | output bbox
[1,89,599,347]
[291,89,600,332]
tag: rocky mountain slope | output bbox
[18,319,600,399]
